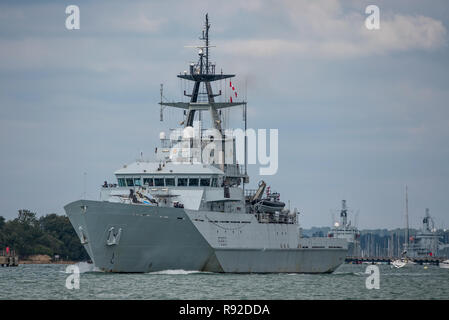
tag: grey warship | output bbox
[406,208,447,258]
[328,200,361,256]
[64,15,348,273]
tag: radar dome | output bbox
[183,126,194,139]
[159,132,166,140]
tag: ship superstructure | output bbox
[64,15,348,273]
[407,208,444,258]
[328,200,360,256]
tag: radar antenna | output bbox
[159,13,245,133]
[157,14,248,185]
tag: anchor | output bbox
[78,226,88,244]
[106,227,122,246]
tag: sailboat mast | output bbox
[405,185,409,251]
[243,102,247,193]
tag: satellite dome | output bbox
[183,126,194,139]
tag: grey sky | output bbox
[0,0,448,229]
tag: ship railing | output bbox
[160,136,235,148]
[255,212,297,225]
[244,189,257,198]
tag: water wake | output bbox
[147,269,208,275]
[63,261,101,273]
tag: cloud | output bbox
[219,0,447,58]
[370,14,447,51]
[85,3,166,34]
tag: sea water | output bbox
[0,263,448,300]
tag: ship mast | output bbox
[341,199,348,227]
[158,14,248,184]
[160,14,244,132]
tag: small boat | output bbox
[253,186,285,213]
[440,260,449,269]
[392,259,407,268]
[254,198,285,213]
[392,258,415,268]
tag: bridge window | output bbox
[211,178,218,187]
[200,178,210,187]
[189,178,199,186]
[126,178,134,187]
[165,178,175,186]
[178,178,188,186]
[154,178,164,187]
[134,178,141,186]
[143,178,154,186]
[118,178,126,187]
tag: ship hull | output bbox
[65,200,347,273]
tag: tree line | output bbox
[0,209,88,261]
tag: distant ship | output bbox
[392,207,441,268]
[406,208,445,258]
[392,187,447,267]
[327,200,360,256]
[64,14,348,273]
